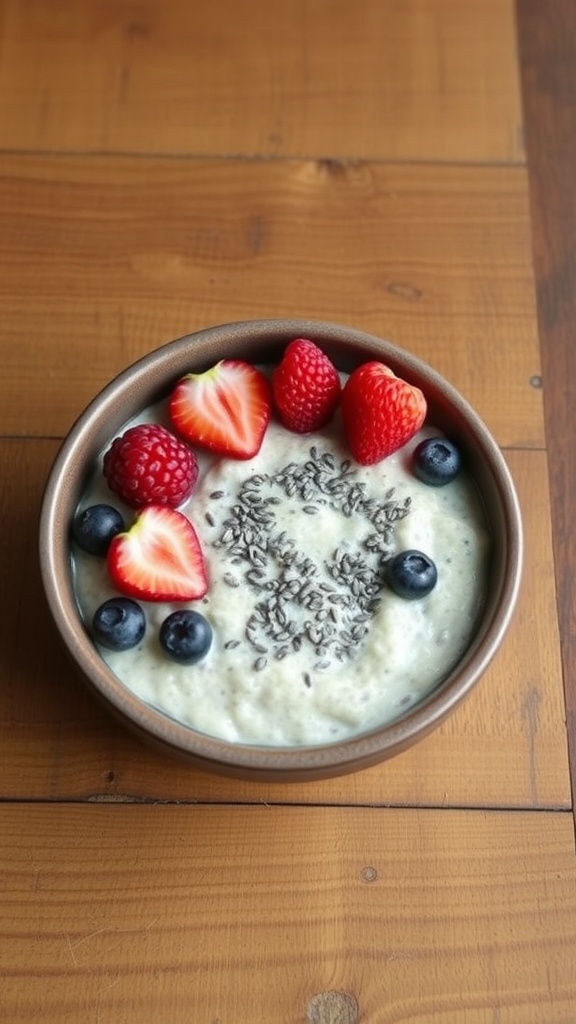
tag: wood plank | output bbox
[517,0,576,830]
[0,0,523,163]
[1,804,575,1023]
[0,155,543,447]
[3,440,568,809]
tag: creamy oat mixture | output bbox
[72,401,490,747]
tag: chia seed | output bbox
[223,572,240,588]
[209,442,413,664]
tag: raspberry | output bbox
[103,423,199,509]
[272,338,341,433]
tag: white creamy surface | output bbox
[72,401,490,747]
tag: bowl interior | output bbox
[39,319,523,781]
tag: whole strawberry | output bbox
[272,338,341,433]
[341,362,427,464]
[103,423,198,509]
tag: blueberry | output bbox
[159,610,213,664]
[72,503,125,555]
[386,550,437,600]
[412,437,462,487]
[93,597,146,651]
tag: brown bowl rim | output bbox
[39,318,523,781]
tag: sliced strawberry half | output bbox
[169,359,272,459]
[107,506,208,602]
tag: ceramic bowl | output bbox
[39,319,522,781]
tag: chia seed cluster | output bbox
[205,445,412,684]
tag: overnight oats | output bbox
[70,339,490,747]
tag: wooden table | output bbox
[2,2,575,1020]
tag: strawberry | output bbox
[103,423,198,509]
[169,360,272,459]
[341,361,427,465]
[272,338,341,433]
[107,505,208,602]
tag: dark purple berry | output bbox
[159,610,213,664]
[412,437,461,487]
[93,597,146,651]
[73,503,125,555]
[386,550,437,600]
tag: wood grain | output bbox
[1,804,575,1023]
[0,1,573,1018]
[4,440,568,809]
[0,155,543,446]
[517,0,576,832]
[0,0,523,163]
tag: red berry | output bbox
[103,423,198,509]
[272,338,341,433]
[341,362,427,465]
[170,360,272,460]
[107,506,208,602]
